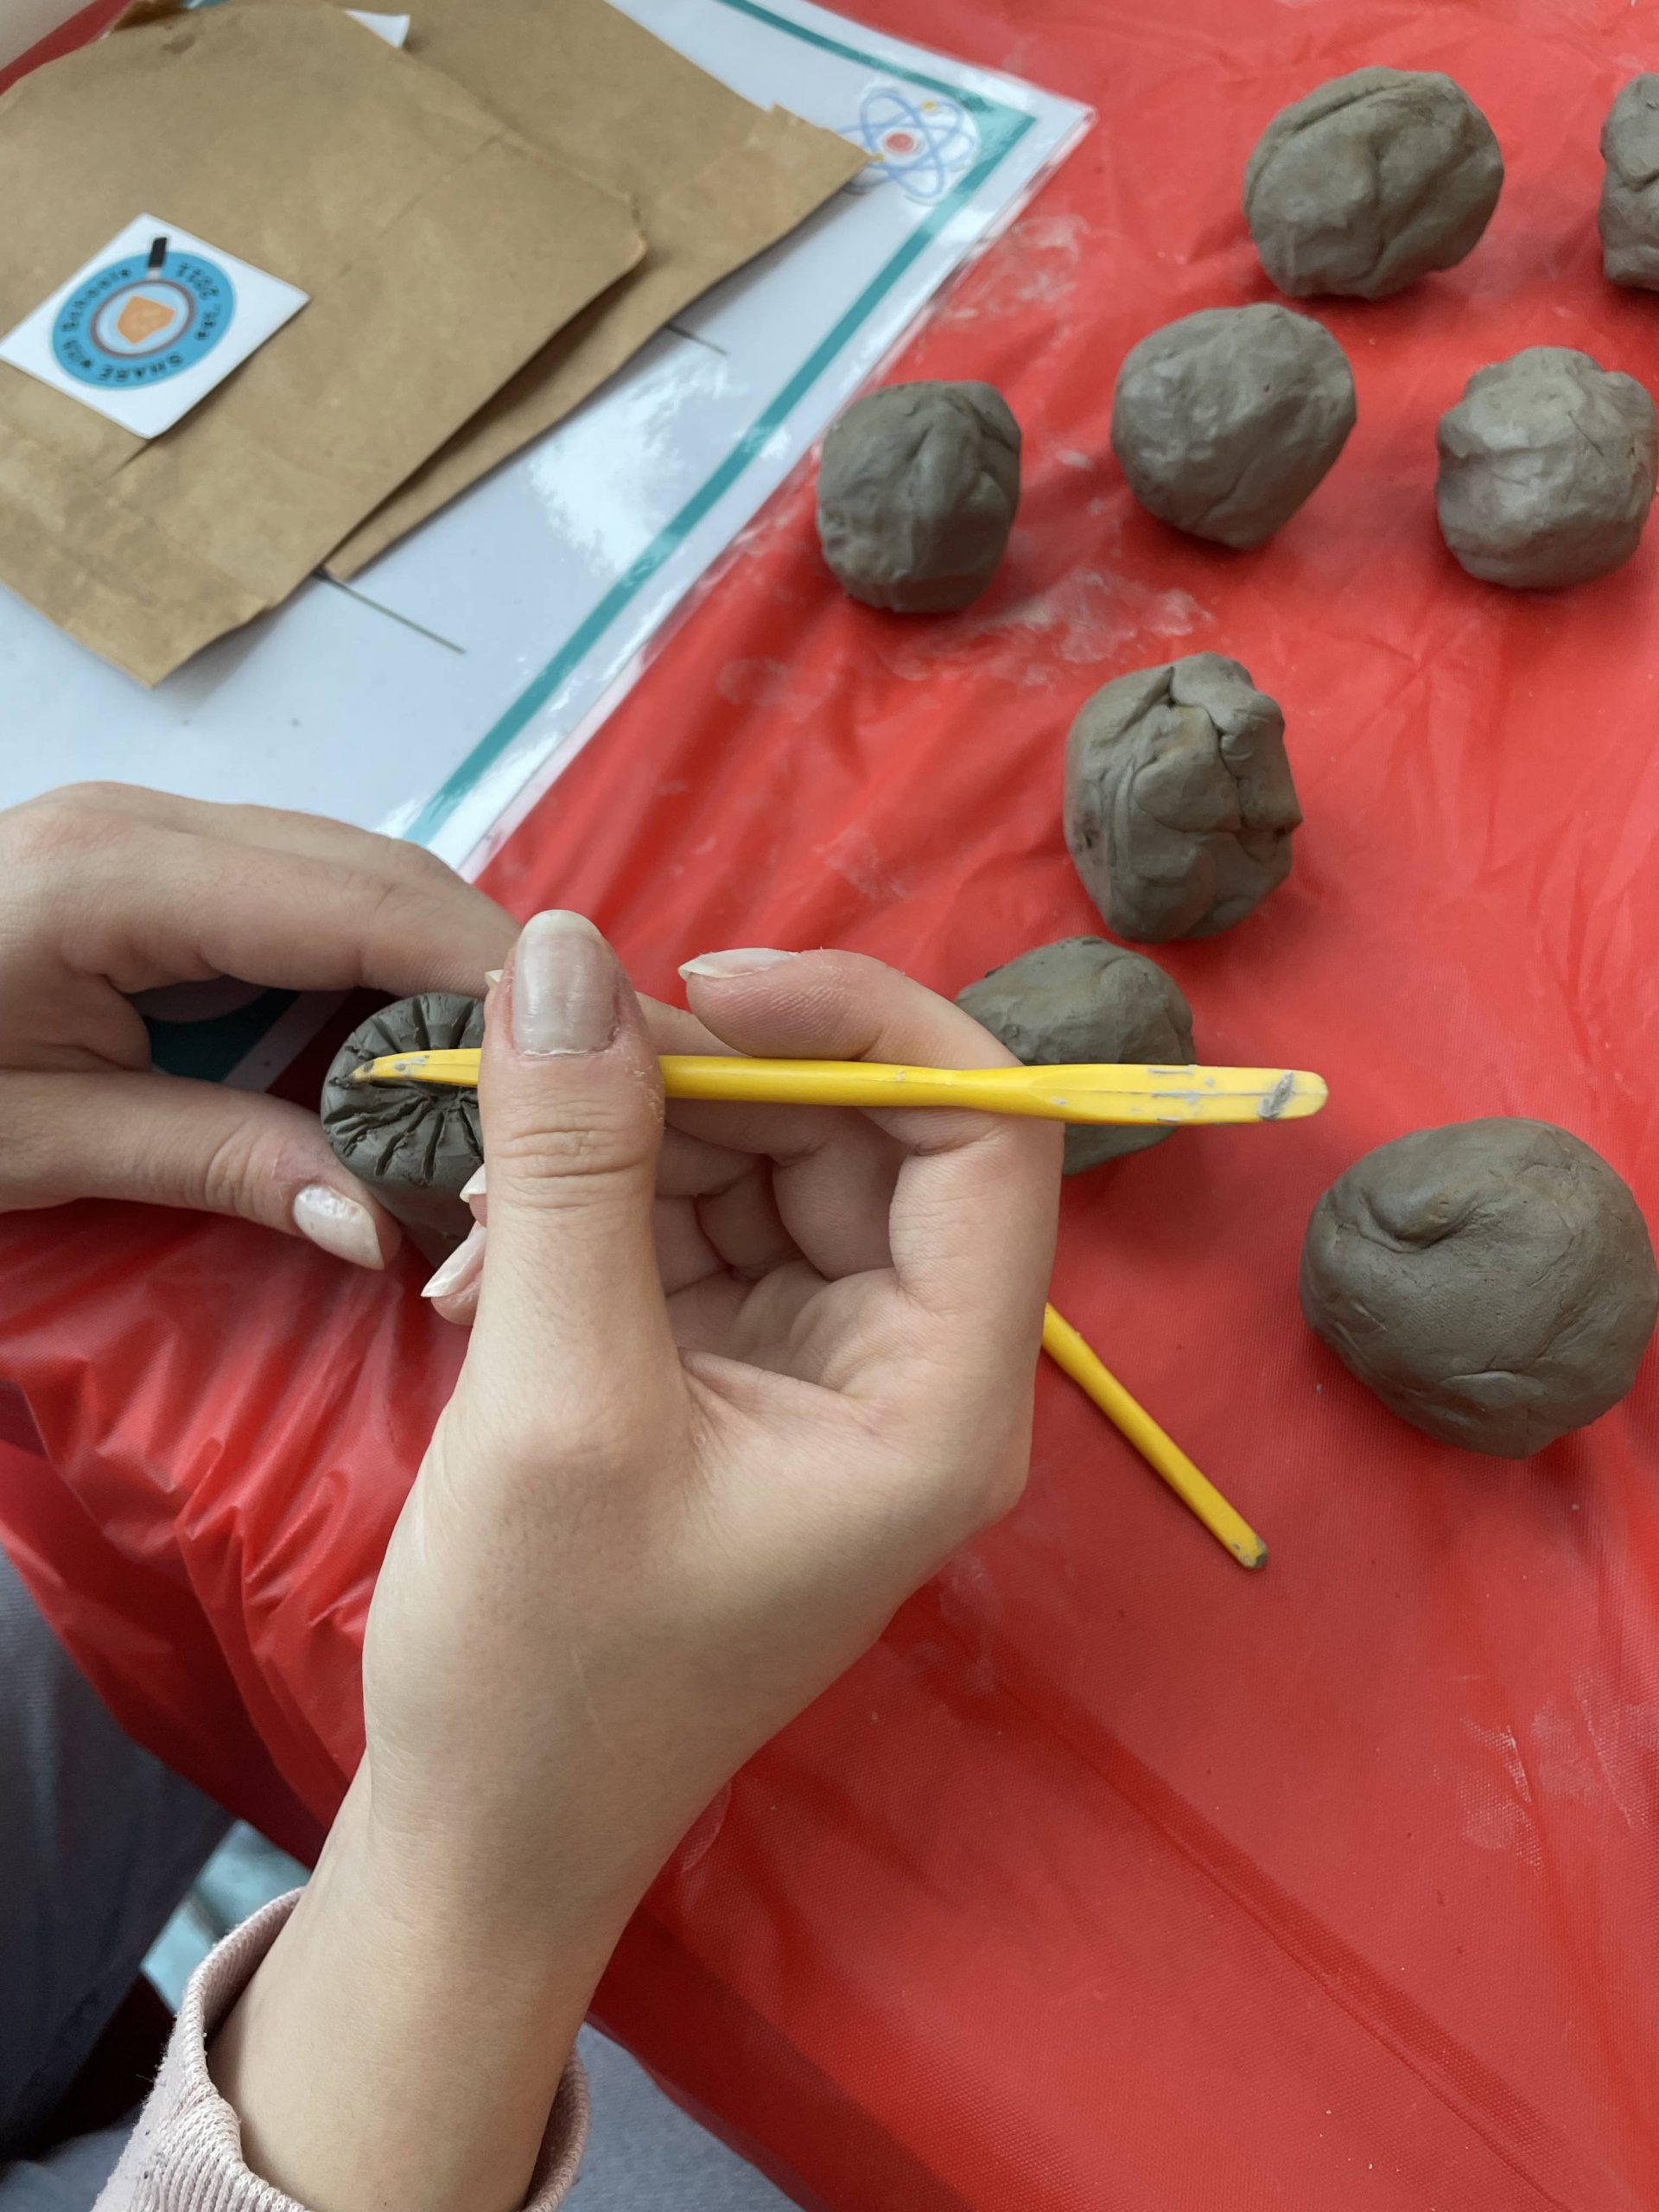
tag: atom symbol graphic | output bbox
[845,83,979,204]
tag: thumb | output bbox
[3,1068,398,1267]
[466,912,676,1430]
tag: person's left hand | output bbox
[0,783,517,1265]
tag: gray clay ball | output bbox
[1599,76,1659,290]
[1300,1118,1658,1458]
[321,992,484,1257]
[1435,347,1657,589]
[1110,304,1356,549]
[816,380,1020,612]
[1064,653,1301,943]
[957,937,1196,1174]
[1244,67,1503,300]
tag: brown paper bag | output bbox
[316,0,866,577]
[0,3,643,683]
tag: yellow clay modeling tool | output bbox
[350,1050,1327,1128]
[1041,1305,1267,1570]
[350,1048,1289,1566]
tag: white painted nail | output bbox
[421,1221,486,1300]
[293,1185,385,1270]
[460,1166,486,1201]
[678,949,796,980]
[484,969,503,988]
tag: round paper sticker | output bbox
[51,237,236,390]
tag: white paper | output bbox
[345,11,410,45]
[0,214,308,438]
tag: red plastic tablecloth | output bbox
[5,2,1659,2206]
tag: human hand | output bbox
[372,915,1061,1906]
[0,784,515,1265]
[215,912,1059,2212]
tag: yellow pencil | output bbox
[351,1049,1327,1129]
[1042,1304,1267,1570]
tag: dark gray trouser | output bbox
[0,1546,793,2212]
[0,1544,228,2208]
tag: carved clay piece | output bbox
[321,993,484,1258]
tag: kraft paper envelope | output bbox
[0,3,643,683]
[306,0,866,576]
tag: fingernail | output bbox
[678,948,796,980]
[512,911,617,1055]
[460,1166,486,1201]
[483,968,503,988]
[422,1221,486,1301]
[293,1185,385,1270]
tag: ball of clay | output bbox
[1435,347,1657,589]
[1244,67,1503,300]
[816,380,1020,612]
[1599,76,1659,289]
[321,992,484,1257]
[1064,653,1301,942]
[1110,305,1356,549]
[1301,1119,1658,1458]
[957,937,1196,1174]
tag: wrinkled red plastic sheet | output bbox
[4,1,1659,2204]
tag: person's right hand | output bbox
[215,912,1060,2212]
[374,917,1063,1906]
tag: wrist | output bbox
[211,1766,618,2212]
[353,1751,650,1969]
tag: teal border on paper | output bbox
[402,0,1035,848]
[713,0,990,103]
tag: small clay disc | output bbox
[321,993,485,1259]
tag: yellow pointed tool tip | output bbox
[350,1056,431,1085]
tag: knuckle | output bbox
[358,871,426,945]
[359,870,487,972]
[3,1082,62,1195]
[466,1386,639,1497]
[487,1102,657,1199]
[42,779,141,815]
[531,1414,637,1486]
[376,834,462,895]
[194,1118,266,1220]
[367,837,474,909]
[0,789,130,876]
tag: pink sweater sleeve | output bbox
[93,1893,589,2212]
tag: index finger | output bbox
[24,781,520,902]
[30,803,516,1001]
[680,949,1061,1341]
